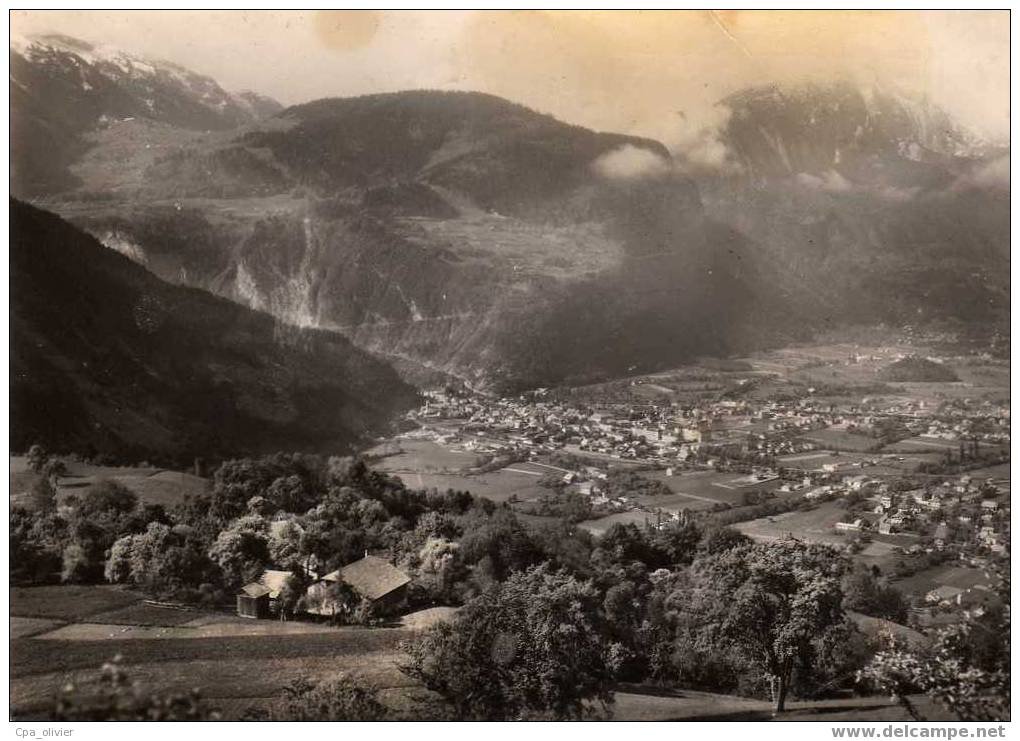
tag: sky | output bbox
[10,10,1011,147]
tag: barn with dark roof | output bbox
[321,554,411,615]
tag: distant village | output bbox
[396,368,1010,628]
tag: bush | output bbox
[252,676,388,721]
[53,658,219,720]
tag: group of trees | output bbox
[18,448,1008,721]
[400,536,879,717]
[860,569,1010,721]
[12,477,169,586]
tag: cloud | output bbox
[592,145,671,180]
[668,104,740,173]
[796,170,854,193]
[952,155,1010,192]
[8,11,1009,143]
[797,170,923,201]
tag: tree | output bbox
[42,458,68,485]
[456,508,542,582]
[267,518,305,568]
[61,543,93,583]
[698,526,751,555]
[401,563,614,720]
[696,540,848,713]
[78,478,138,518]
[53,657,218,720]
[60,479,151,582]
[596,522,665,568]
[276,568,311,621]
[265,474,316,514]
[29,476,58,513]
[105,523,214,595]
[11,506,65,583]
[860,567,1009,721]
[650,517,702,566]
[413,536,463,604]
[27,443,48,473]
[602,580,643,644]
[258,676,389,720]
[842,563,909,623]
[207,516,270,589]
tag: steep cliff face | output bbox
[27,72,757,389]
[11,199,417,462]
[70,169,741,390]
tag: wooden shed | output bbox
[236,582,272,619]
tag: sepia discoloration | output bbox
[9,10,1009,143]
[8,9,1010,723]
[313,10,381,52]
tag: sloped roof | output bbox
[338,555,411,601]
[238,582,272,598]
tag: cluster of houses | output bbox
[826,474,1009,557]
[413,385,1012,472]
[236,554,411,621]
[409,381,1009,558]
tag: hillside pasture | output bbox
[10,584,417,720]
[11,585,145,622]
[966,462,1011,482]
[11,629,413,719]
[11,617,65,639]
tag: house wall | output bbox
[372,584,408,616]
[237,594,269,619]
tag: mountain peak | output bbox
[718,78,982,179]
[10,32,282,196]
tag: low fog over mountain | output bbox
[11,33,1007,394]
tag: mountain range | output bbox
[10,33,1010,404]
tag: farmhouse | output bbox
[335,554,411,614]
[305,555,411,617]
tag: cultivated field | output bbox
[798,428,879,452]
[644,469,783,507]
[10,585,417,719]
[367,439,481,474]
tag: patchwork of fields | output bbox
[9,585,419,719]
